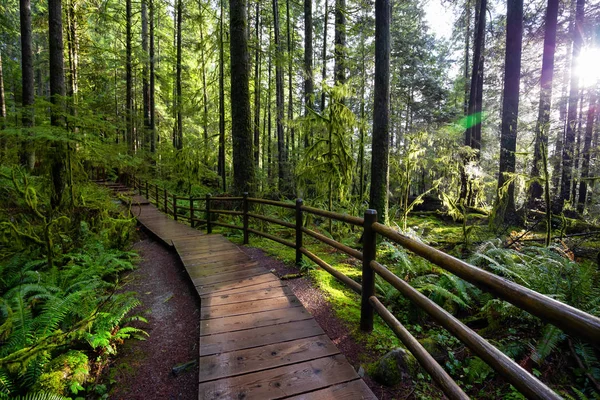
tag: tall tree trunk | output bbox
[358,10,366,201]
[175,0,183,149]
[559,0,585,209]
[253,2,261,167]
[320,0,328,111]
[267,38,273,182]
[218,0,226,190]
[495,0,523,224]
[20,0,35,169]
[126,0,133,153]
[572,90,584,201]
[273,0,288,193]
[142,0,150,150]
[577,88,596,212]
[286,0,294,156]
[369,0,390,224]
[0,53,6,160]
[333,0,345,87]
[528,0,559,208]
[199,3,209,160]
[304,0,313,148]
[230,0,255,193]
[463,0,470,117]
[150,0,156,153]
[48,0,67,209]
[66,0,79,120]
[460,0,486,202]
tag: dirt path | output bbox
[108,235,200,400]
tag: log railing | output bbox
[123,173,600,400]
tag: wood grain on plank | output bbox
[201,285,293,306]
[284,379,377,399]
[200,294,301,319]
[195,273,280,296]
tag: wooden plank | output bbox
[196,273,281,296]
[198,335,339,382]
[197,354,358,399]
[285,379,377,400]
[185,258,257,271]
[186,262,259,279]
[201,279,284,299]
[200,305,312,336]
[180,250,247,263]
[200,319,324,356]
[200,294,301,319]
[191,267,267,286]
[176,245,240,256]
[201,285,293,306]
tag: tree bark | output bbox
[126,0,133,153]
[286,0,295,156]
[0,52,6,160]
[369,0,390,224]
[48,0,67,209]
[175,0,183,149]
[218,0,226,190]
[142,0,151,150]
[528,0,559,208]
[20,0,35,169]
[577,88,596,212]
[230,0,255,193]
[320,0,328,111]
[559,0,585,209]
[304,0,313,148]
[495,0,523,224]
[254,2,261,167]
[150,0,156,153]
[273,0,288,193]
[199,3,209,160]
[333,0,346,87]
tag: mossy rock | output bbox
[418,337,446,362]
[367,348,420,386]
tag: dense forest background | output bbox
[1,0,600,398]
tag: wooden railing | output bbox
[123,173,600,400]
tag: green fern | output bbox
[529,325,566,365]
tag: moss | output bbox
[35,351,90,396]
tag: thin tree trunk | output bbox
[267,37,273,182]
[559,0,585,209]
[126,0,133,152]
[495,0,523,224]
[49,0,67,209]
[142,0,150,150]
[230,0,255,193]
[369,0,390,224]
[0,52,6,160]
[218,0,226,190]
[199,3,209,160]
[577,88,596,212]
[273,0,288,193]
[320,0,328,111]
[463,0,470,117]
[286,0,294,156]
[333,0,346,86]
[304,0,313,148]
[254,2,261,167]
[175,0,183,149]
[528,0,559,209]
[359,11,366,201]
[572,90,584,201]
[20,0,35,169]
[150,0,156,153]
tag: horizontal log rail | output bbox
[120,172,600,400]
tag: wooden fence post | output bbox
[296,198,303,265]
[243,192,249,244]
[155,184,159,205]
[163,188,168,213]
[206,194,212,234]
[190,196,194,228]
[145,181,149,199]
[173,194,178,221]
[138,178,143,195]
[361,209,378,332]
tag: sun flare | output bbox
[575,47,600,87]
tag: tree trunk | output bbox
[20,0,35,169]
[126,0,133,153]
[0,52,6,160]
[150,0,156,153]
[273,0,288,193]
[577,88,596,212]
[463,1,470,117]
[559,0,585,209]
[369,0,390,224]
[142,0,150,150]
[66,0,79,121]
[286,0,294,156]
[48,0,67,209]
[304,0,313,148]
[199,3,209,160]
[333,0,346,87]
[230,0,255,193]
[528,0,559,208]
[267,37,273,182]
[572,90,584,201]
[254,2,261,167]
[496,0,523,224]
[320,0,328,111]
[218,0,226,190]
[175,0,183,149]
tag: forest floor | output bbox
[105,230,413,399]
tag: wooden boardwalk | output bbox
[105,183,376,400]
